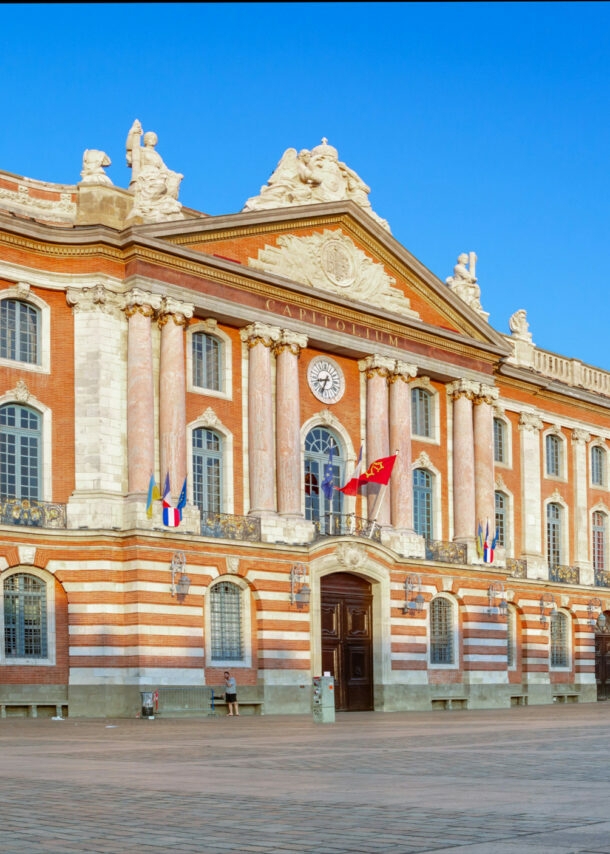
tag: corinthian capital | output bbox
[358,354,395,379]
[447,378,479,401]
[66,283,124,317]
[240,321,281,348]
[158,296,194,327]
[518,410,543,433]
[389,361,418,384]
[124,288,163,318]
[572,428,591,445]
[475,383,500,405]
[273,328,308,356]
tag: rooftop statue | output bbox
[79,150,113,186]
[243,139,390,231]
[509,308,533,342]
[445,251,487,318]
[125,120,184,223]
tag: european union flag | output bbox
[321,445,335,501]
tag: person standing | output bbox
[224,671,239,716]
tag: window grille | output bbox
[550,612,569,668]
[593,511,607,573]
[192,428,222,514]
[493,418,506,463]
[506,606,516,668]
[545,434,561,477]
[210,581,243,661]
[413,468,433,540]
[430,597,454,664]
[495,492,507,547]
[4,573,47,658]
[192,332,221,391]
[546,502,563,569]
[0,299,39,364]
[411,388,432,438]
[591,446,606,487]
[0,404,41,500]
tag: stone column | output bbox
[518,410,546,578]
[359,355,394,524]
[240,322,281,516]
[449,380,478,551]
[572,428,592,584]
[124,290,161,495]
[473,383,499,535]
[274,329,308,517]
[388,361,418,530]
[158,297,193,501]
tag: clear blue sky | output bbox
[2,2,610,369]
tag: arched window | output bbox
[493,418,507,464]
[413,468,433,541]
[506,605,517,668]
[593,511,607,574]
[209,581,243,662]
[304,427,343,533]
[4,573,47,658]
[547,502,563,569]
[550,612,570,668]
[430,597,455,665]
[411,388,432,438]
[495,491,507,547]
[192,428,222,514]
[0,404,42,500]
[545,433,562,477]
[592,446,607,487]
[192,331,222,392]
[0,299,39,365]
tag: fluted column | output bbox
[359,355,394,523]
[473,383,499,533]
[125,290,161,495]
[158,297,193,501]
[274,329,308,517]
[572,429,592,582]
[388,361,418,530]
[449,380,478,545]
[240,322,281,516]
[518,410,545,577]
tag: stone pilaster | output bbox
[158,297,193,503]
[359,355,394,524]
[572,428,593,584]
[473,383,499,539]
[518,410,547,579]
[240,322,281,517]
[448,379,478,559]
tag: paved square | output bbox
[2,704,610,853]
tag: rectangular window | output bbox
[550,613,569,668]
[411,388,432,438]
[193,333,221,391]
[430,598,454,664]
[210,582,243,661]
[546,434,561,477]
[592,446,606,487]
[493,419,506,463]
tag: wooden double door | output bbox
[321,572,373,711]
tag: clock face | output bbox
[307,357,345,404]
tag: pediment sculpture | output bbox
[125,120,184,223]
[243,139,390,231]
[248,229,418,319]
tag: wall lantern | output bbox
[170,551,190,597]
[488,581,508,618]
[539,592,557,624]
[403,573,425,614]
[290,563,310,606]
[587,597,606,629]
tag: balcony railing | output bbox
[507,558,527,578]
[425,540,467,564]
[313,514,381,543]
[595,570,610,588]
[549,564,581,585]
[201,512,261,541]
[0,498,67,529]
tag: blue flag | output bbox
[321,446,335,501]
[177,478,187,511]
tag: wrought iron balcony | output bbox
[200,512,261,541]
[313,514,381,543]
[507,558,528,578]
[0,498,67,529]
[549,564,581,585]
[425,540,467,565]
[595,570,610,589]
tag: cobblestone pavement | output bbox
[2,704,610,853]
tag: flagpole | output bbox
[367,449,398,538]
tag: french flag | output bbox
[162,474,181,527]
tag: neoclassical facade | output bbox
[1,133,609,717]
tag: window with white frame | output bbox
[413,468,433,541]
[591,445,607,488]
[411,387,433,438]
[593,511,607,574]
[495,491,508,548]
[4,573,47,659]
[192,331,222,392]
[430,597,455,665]
[209,580,244,662]
[546,502,563,569]
[192,428,223,515]
[545,433,562,478]
[0,403,42,500]
[0,299,39,365]
[550,611,570,669]
[493,418,507,464]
